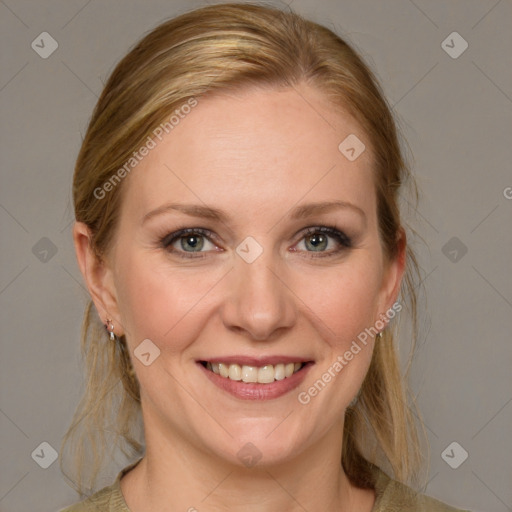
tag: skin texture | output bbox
[74,83,405,511]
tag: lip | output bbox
[197,359,314,401]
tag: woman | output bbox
[59,3,469,511]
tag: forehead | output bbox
[121,85,376,225]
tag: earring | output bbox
[376,331,383,339]
[105,318,115,341]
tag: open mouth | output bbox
[200,361,307,384]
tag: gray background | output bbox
[1,0,511,511]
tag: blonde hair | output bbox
[61,2,424,495]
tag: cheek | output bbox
[114,250,224,354]
[293,256,382,347]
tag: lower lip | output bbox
[198,362,313,400]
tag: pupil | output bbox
[307,233,327,251]
[182,235,203,251]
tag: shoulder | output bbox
[57,458,142,512]
[57,485,118,511]
[57,482,128,512]
[371,466,470,512]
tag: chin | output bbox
[207,420,310,469]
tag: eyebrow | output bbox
[142,200,366,226]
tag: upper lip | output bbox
[199,355,313,366]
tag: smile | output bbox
[203,361,304,384]
[199,358,313,400]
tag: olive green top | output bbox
[59,458,469,511]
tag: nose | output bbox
[220,252,297,342]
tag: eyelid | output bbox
[290,225,353,257]
[159,224,352,258]
[159,227,221,259]
[159,227,218,248]
[299,225,352,246]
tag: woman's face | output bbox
[98,84,403,466]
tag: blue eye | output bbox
[160,225,352,259]
[160,228,216,258]
[176,233,206,251]
[295,226,352,256]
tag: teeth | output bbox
[258,365,274,384]
[228,364,242,381]
[274,363,285,381]
[242,365,258,383]
[205,361,304,383]
[218,363,229,378]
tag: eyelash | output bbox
[159,225,352,260]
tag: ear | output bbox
[375,227,407,326]
[73,221,123,336]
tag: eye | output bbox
[159,225,352,260]
[160,228,219,258]
[293,226,352,257]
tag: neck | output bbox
[121,415,374,512]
